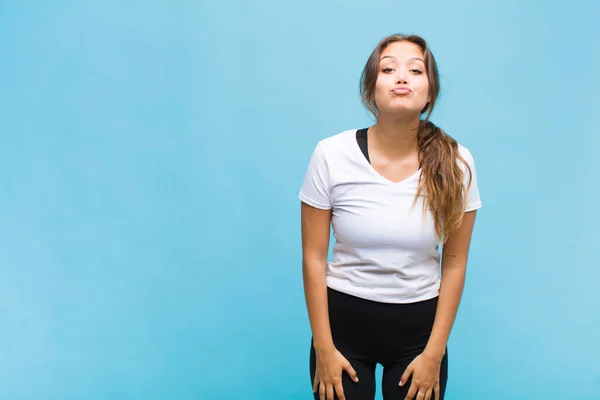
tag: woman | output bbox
[298,34,482,400]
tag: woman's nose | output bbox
[396,72,408,84]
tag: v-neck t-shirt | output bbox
[298,128,482,304]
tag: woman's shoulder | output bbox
[315,128,358,148]
[456,142,476,165]
[309,128,360,160]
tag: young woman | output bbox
[298,34,482,400]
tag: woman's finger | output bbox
[424,387,433,400]
[326,383,335,400]
[400,363,415,387]
[404,383,418,400]
[343,361,359,383]
[335,382,347,400]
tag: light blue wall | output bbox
[1,1,599,399]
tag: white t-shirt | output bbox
[298,128,482,304]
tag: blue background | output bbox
[1,1,599,399]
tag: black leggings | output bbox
[309,288,448,400]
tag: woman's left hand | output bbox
[399,351,442,400]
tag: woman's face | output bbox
[373,41,430,116]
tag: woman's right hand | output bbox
[313,347,359,400]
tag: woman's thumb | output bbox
[344,362,359,383]
[399,363,415,387]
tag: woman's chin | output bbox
[379,104,423,117]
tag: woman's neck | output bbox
[369,113,421,159]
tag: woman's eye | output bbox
[382,67,394,73]
[411,69,423,74]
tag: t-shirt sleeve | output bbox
[460,147,482,212]
[298,142,332,210]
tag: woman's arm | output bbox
[301,201,334,352]
[424,210,478,361]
